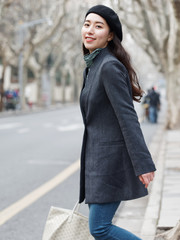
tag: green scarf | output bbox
[84,48,102,68]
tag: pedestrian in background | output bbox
[142,89,151,121]
[148,87,161,123]
[79,5,156,240]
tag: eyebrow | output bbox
[85,20,104,25]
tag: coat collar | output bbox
[90,47,111,69]
[83,47,112,79]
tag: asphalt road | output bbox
[0,104,158,240]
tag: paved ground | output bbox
[0,105,84,240]
[114,104,180,239]
[0,103,159,240]
[1,99,180,240]
[114,114,165,240]
[157,129,180,229]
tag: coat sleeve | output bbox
[101,60,156,176]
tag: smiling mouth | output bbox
[85,37,96,42]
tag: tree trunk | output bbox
[155,220,180,240]
[21,67,28,110]
[74,69,82,102]
[0,60,6,111]
[166,0,180,128]
[49,68,56,104]
[36,70,42,107]
[69,68,77,102]
[166,67,180,129]
[61,72,66,104]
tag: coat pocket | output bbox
[95,144,124,175]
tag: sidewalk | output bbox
[157,129,180,230]
[114,107,180,239]
[0,102,75,118]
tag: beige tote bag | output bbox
[42,202,93,240]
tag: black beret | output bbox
[85,5,123,42]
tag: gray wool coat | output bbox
[79,47,156,204]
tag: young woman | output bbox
[79,5,156,240]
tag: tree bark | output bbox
[166,1,180,128]
[49,68,56,104]
[35,70,42,107]
[112,0,180,128]
[61,72,66,104]
[0,59,6,111]
[21,67,28,109]
[166,68,180,128]
[155,220,180,240]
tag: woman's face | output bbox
[81,13,113,53]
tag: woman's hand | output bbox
[138,172,155,188]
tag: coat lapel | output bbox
[81,57,102,110]
[80,48,110,120]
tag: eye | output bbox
[96,25,102,29]
[84,23,89,27]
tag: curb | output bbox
[140,117,167,239]
[0,102,77,119]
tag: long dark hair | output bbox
[82,34,144,102]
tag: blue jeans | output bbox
[88,202,142,240]
[149,106,158,123]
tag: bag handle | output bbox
[72,201,80,213]
[68,201,81,223]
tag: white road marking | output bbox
[57,123,83,132]
[0,159,80,226]
[0,123,22,130]
[17,128,30,134]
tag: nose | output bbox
[87,25,94,34]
